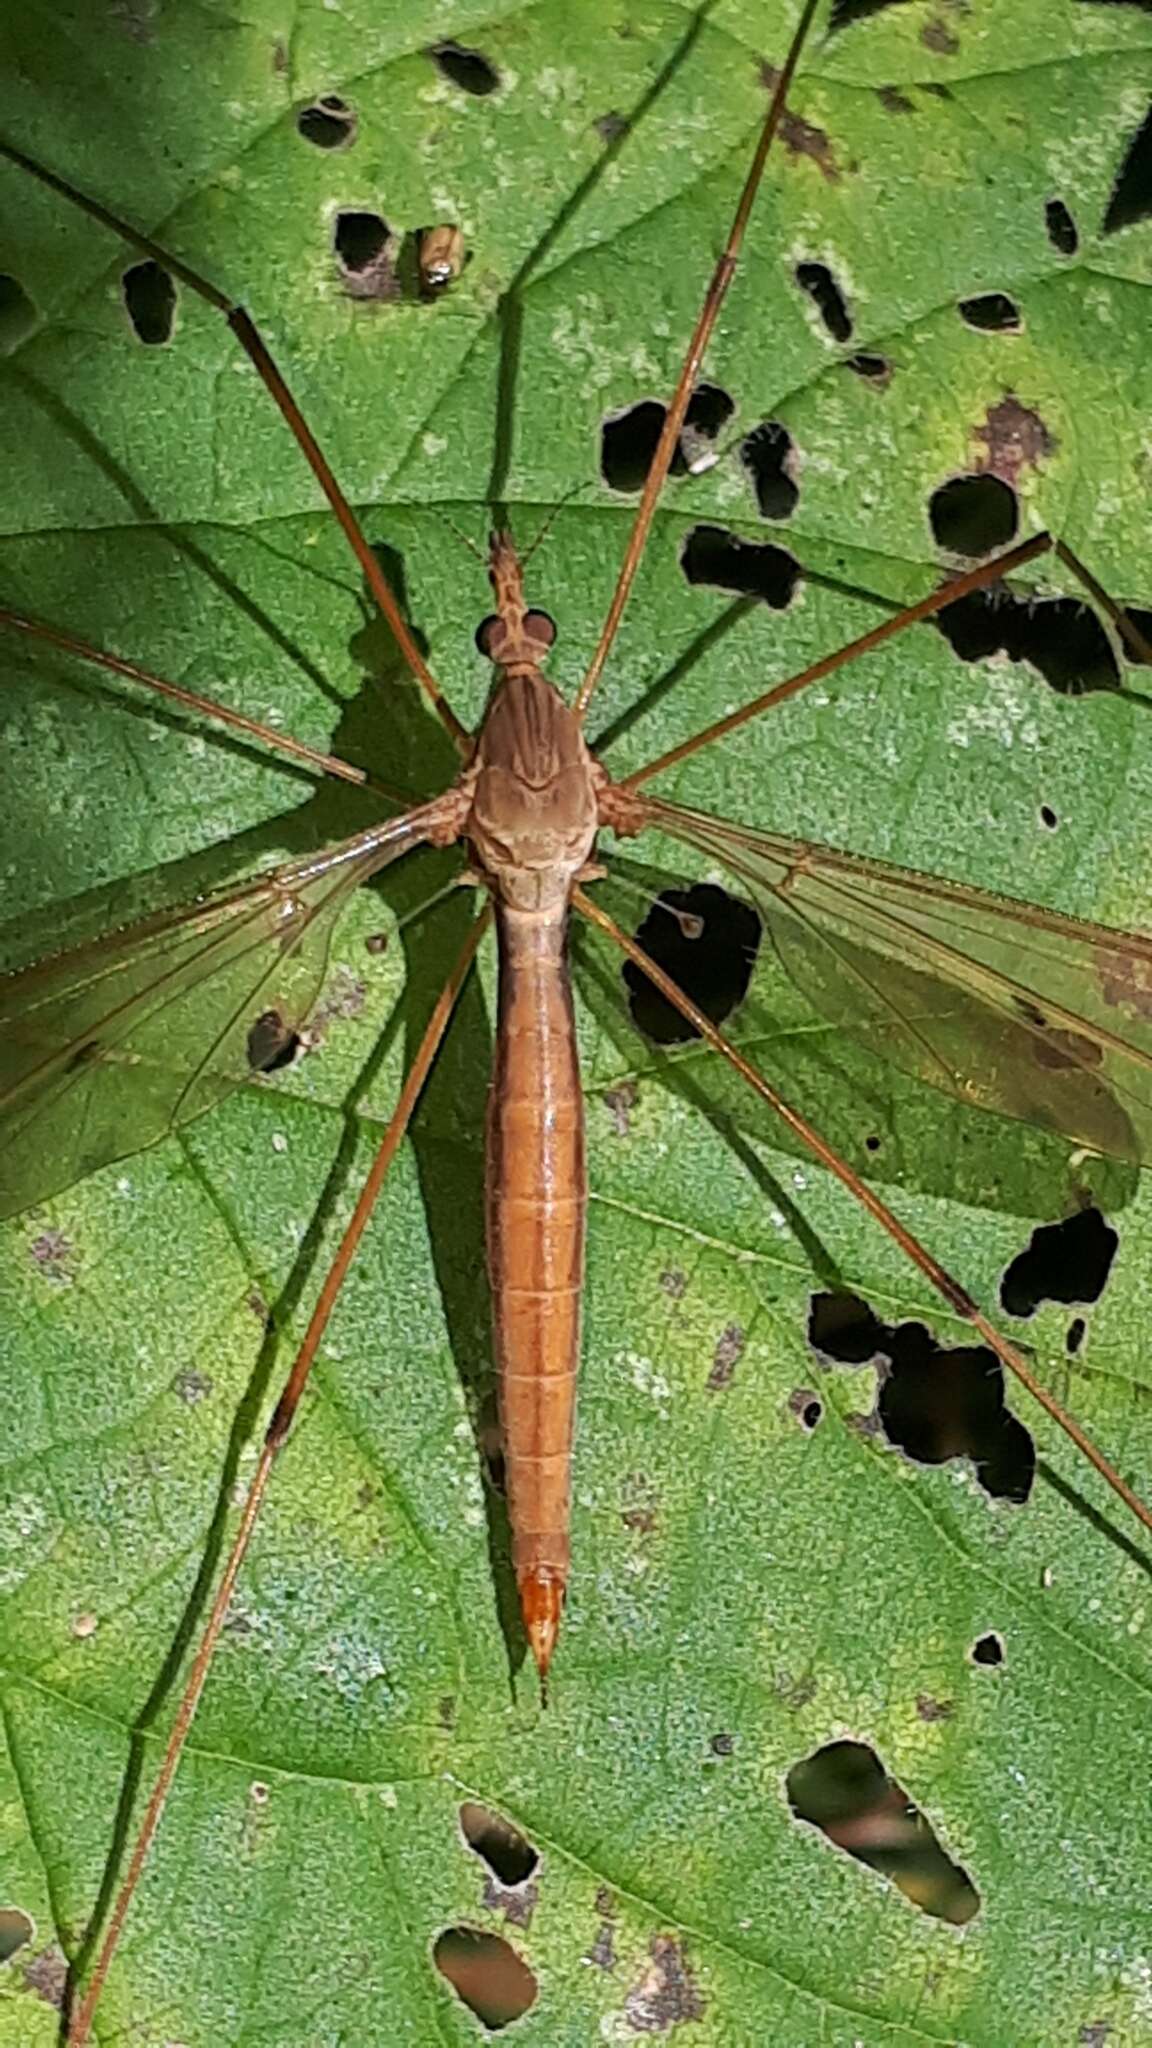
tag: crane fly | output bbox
[2,2,1151,2039]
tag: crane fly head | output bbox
[476,530,557,673]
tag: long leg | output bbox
[573,0,822,720]
[0,138,470,756]
[573,885,1152,1539]
[64,907,489,2048]
[615,530,1152,790]
[0,606,409,802]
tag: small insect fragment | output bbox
[419,224,466,295]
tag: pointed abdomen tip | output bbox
[520,1566,565,1686]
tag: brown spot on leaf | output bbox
[1099,945,1152,1021]
[974,396,1055,490]
[29,1228,74,1283]
[621,1472,659,1534]
[660,1268,686,1299]
[916,1693,955,1723]
[483,1875,538,1929]
[775,1668,818,1710]
[595,110,630,143]
[22,1946,67,2008]
[1079,2026,1112,2048]
[173,1368,213,1404]
[761,66,841,181]
[877,85,914,114]
[438,1695,457,1730]
[625,1935,706,2033]
[922,18,959,56]
[272,36,288,72]
[707,1323,745,1392]
[604,1079,638,1135]
[587,1886,617,1968]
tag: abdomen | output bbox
[486,899,585,1677]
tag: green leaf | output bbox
[3,2,1152,2042]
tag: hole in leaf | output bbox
[795,259,853,342]
[1045,197,1078,255]
[878,1324,1035,1504]
[459,1805,539,1888]
[333,211,400,300]
[0,1908,32,1963]
[1039,803,1058,830]
[0,273,37,351]
[1000,1206,1118,1317]
[680,524,800,606]
[829,0,909,27]
[790,1388,823,1430]
[623,884,761,1045]
[433,1927,536,2029]
[845,350,892,386]
[1119,604,1152,664]
[247,1009,303,1074]
[958,291,1021,333]
[937,589,1120,695]
[1066,1315,1086,1356]
[599,384,734,492]
[970,1631,1003,1666]
[808,1288,886,1365]
[121,259,176,345]
[929,473,1018,556]
[428,40,501,96]
[296,95,357,149]
[787,1740,980,1924]
[1104,100,1152,234]
[741,421,800,519]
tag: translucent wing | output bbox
[642,795,1152,1165]
[0,805,440,1217]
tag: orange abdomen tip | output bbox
[520,1567,565,1690]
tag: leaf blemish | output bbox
[660,1268,686,1299]
[975,395,1056,491]
[623,1934,707,2033]
[29,1227,74,1284]
[586,1887,617,1970]
[761,66,842,181]
[603,1078,638,1135]
[707,1323,746,1392]
[876,85,915,116]
[916,1693,955,1723]
[22,1944,67,2009]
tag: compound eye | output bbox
[475,613,503,658]
[524,608,557,649]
